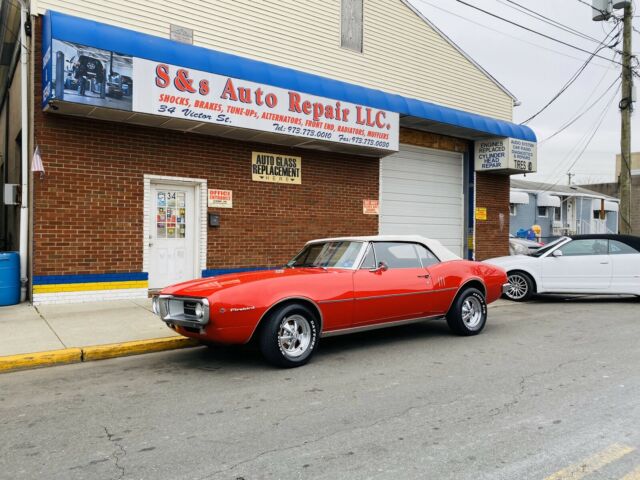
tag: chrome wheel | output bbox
[461,296,483,329]
[277,314,312,359]
[507,273,529,300]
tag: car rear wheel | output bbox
[505,271,534,302]
[446,288,487,336]
[258,303,318,368]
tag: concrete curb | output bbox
[0,337,199,374]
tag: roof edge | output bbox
[401,0,519,103]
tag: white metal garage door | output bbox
[379,145,464,257]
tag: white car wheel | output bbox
[505,272,534,302]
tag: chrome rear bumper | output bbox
[501,283,510,294]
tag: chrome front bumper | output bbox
[154,295,210,330]
[502,283,511,294]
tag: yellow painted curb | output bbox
[0,348,83,373]
[82,336,200,362]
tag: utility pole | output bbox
[567,172,575,185]
[592,0,634,233]
[619,2,633,233]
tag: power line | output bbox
[536,83,620,193]
[411,0,618,69]
[540,75,622,143]
[455,0,625,65]
[521,24,621,124]
[497,0,605,45]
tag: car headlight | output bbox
[152,296,160,315]
[194,302,204,319]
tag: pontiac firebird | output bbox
[153,235,508,368]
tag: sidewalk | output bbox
[0,299,198,373]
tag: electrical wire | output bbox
[411,0,618,69]
[455,0,625,65]
[535,82,621,194]
[497,0,606,45]
[540,75,622,143]
[521,24,621,124]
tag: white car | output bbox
[485,235,640,301]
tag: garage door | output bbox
[379,145,465,257]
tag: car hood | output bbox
[483,255,538,269]
[160,267,332,298]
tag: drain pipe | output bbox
[18,0,30,302]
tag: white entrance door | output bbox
[148,184,197,289]
[379,145,464,257]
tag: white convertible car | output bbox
[485,234,640,301]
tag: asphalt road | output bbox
[1,297,639,480]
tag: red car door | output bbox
[352,242,432,326]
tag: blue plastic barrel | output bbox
[0,252,20,306]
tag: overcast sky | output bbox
[409,0,639,186]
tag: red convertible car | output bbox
[153,236,508,367]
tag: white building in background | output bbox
[509,179,619,240]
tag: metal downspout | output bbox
[18,0,29,302]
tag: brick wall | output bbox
[32,114,379,275]
[474,172,510,260]
[33,23,378,276]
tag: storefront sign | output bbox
[207,189,233,208]
[363,199,379,215]
[475,207,487,221]
[252,152,301,184]
[474,138,537,174]
[44,39,399,151]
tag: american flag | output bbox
[32,145,44,176]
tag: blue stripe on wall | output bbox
[33,272,149,285]
[201,267,280,278]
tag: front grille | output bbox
[158,296,210,328]
[183,301,199,317]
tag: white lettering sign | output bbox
[475,138,537,173]
[133,58,399,151]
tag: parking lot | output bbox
[1,296,639,480]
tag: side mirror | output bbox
[369,261,388,273]
[552,249,563,257]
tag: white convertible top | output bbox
[307,235,461,262]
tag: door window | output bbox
[559,239,608,256]
[359,244,376,270]
[609,240,638,254]
[156,190,186,239]
[415,244,440,267]
[373,242,422,269]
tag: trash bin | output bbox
[0,252,20,306]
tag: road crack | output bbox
[489,355,591,417]
[103,426,126,480]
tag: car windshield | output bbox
[531,237,568,257]
[287,241,364,269]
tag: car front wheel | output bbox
[258,303,318,368]
[446,288,487,336]
[505,271,534,302]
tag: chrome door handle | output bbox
[417,274,430,278]
[600,262,609,264]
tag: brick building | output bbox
[0,1,536,304]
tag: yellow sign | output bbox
[363,199,379,215]
[475,207,487,221]
[251,152,301,184]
